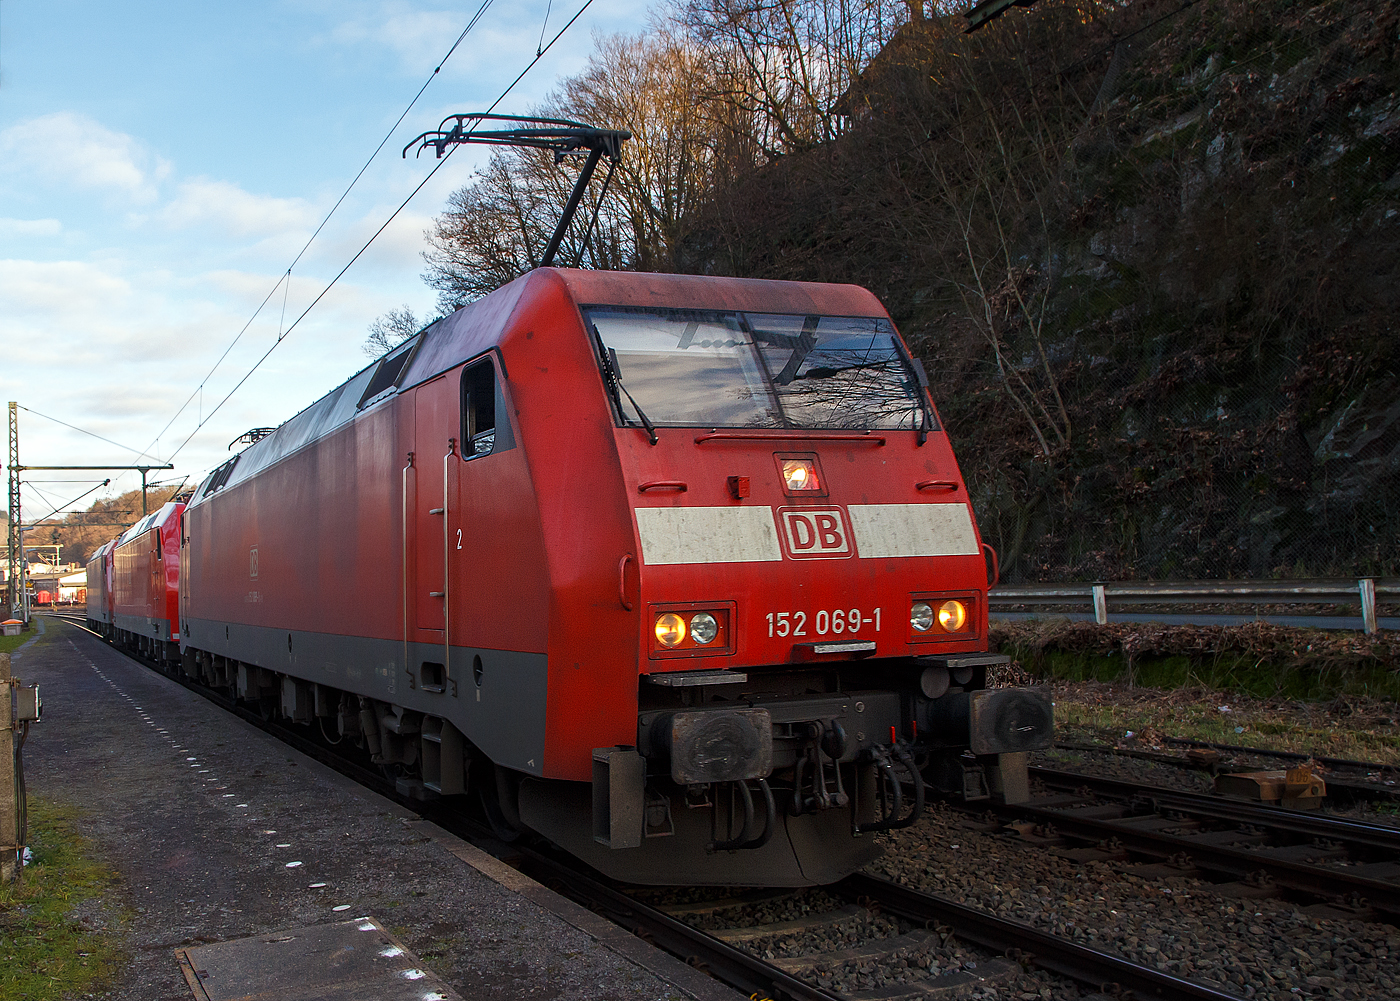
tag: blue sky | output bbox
[1,0,651,534]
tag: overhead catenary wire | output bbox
[16,405,147,457]
[164,0,601,471]
[133,0,498,467]
[22,480,111,528]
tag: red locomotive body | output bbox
[109,501,184,662]
[178,268,1052,885]
[85,539,116,631]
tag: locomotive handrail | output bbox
[693,431,887,445]
[401,453,413,683]
[915,479,958,492]
[982,542,1000,590]
[443,443,455,682]
[618,554,634,611]
[636,480,687,493]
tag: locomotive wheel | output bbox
[479,786,522,843]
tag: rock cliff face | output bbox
[696,0,1400,581]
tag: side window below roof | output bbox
[202,455,240,497]
[461,356,514,459]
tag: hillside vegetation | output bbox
[19,487,181,569]
[423,0,1399,583]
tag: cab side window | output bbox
[462,357,513,458]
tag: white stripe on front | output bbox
[848,503,980,558]
[635,506,783,565]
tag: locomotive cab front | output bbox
[512,271,1054,885]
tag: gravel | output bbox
[640,886,1087,998]
[873,802,1400,999]
[1032,746,1218,795]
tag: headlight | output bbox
[649,604,734,658]
[690,612,718,645]
[780,458,820,491]
[938,600,967,631]
[655,613,686,647]
[910,602,934,632]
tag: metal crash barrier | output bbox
[990,577,1398,634]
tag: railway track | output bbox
[1051,738,1400,804]
[957,765,1400,924]
[44,612,1281,1000]
[527,849,1245,1001]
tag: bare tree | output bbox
[422,31,731,308]
[363,305,422,357]
[679,0,908,158]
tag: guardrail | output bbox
[988,578,1398,634]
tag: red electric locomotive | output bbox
[178,267,1052,885]
[105,501,184,663]
[84,539,116,633]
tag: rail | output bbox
[839,873,1241,1001]
[989,577,1398,633]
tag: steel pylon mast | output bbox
[7,403,21,619]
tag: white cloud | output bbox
[328,5,465,72]
[0,112,168,203]
[0,258,132,318]
[160,178,319,237]
[0,218,62,238]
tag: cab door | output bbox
[413,376,456,634]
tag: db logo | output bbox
[777,506,854,560]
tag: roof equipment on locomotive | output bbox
[91,115,1053,887]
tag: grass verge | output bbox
[992,619,1400,765]
[0,798,127,998]
[1046,680,1400,765]
[0,629,33,657]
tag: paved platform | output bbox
[16,618,743,1001]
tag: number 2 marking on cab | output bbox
[766,608,880,637]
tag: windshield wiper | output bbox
[593,325,659,445]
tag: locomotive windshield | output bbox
[585,306,932,431]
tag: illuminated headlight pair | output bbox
[655,611,719,647]
[911,599,967,633]
[650,604,734,658]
